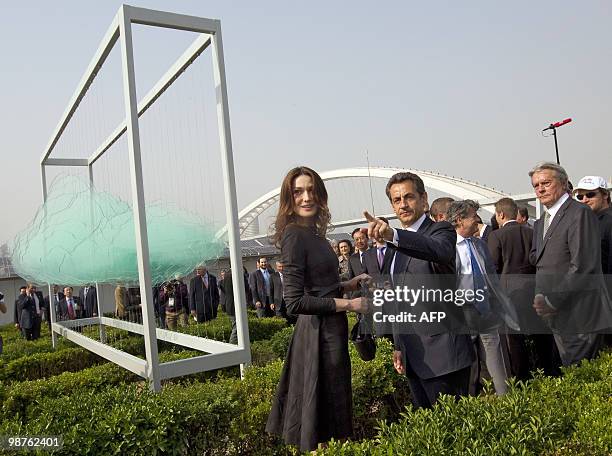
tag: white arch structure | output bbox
[217,167,538,239]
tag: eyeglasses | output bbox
[575,191,599,201]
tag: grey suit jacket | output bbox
[530,197,612,333]
[385,217,474,380]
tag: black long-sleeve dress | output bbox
[266,224,353,452]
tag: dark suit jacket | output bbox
[385,217,474,380]
[14,295,25,325]
[487,221,538,331]
[361,245,394,276]
[347,250,366,278]
[57,296,83,320]
[530,197,612,334]
[488,221,535,275]
[347,250,368,297]
[220,273,235,317]
[189,274,219,321]
[598,208,612,276]
[249,269,273,306]
[45,292,65,321]
[271,271,288,312]
[16,294,36,329]
[79,286,98,318]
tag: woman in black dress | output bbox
[265,166,369,452]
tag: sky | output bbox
[2,1,612,245]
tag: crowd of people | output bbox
[7,260,295,345]
[11,283,100,340]
[263,163,612,453]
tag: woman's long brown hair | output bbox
[270,166,331,247]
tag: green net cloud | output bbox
[12,176,225,285]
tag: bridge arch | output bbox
[216,167,508,239]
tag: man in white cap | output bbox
[573,176,612,278]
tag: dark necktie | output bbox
[67,299,76,319]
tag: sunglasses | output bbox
[575,191,599,201]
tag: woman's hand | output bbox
[393,350,405,374]
[349,297,369,314]
[342,273,371,292]
[334,297,369,314]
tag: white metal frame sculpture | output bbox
[40,5,251,391]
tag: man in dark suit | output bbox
[189,265,220,322]
[573,176,612,347]
[14,285,27,333]
[347,228,370,299]
[16,284,45,340]
[57,286,83,322]
[249,257,274,318]
[366,171,474,409]
[361,217,395,278]
[361,217,395,340]
[348,228,369,277]
[44,284,64,330]
[16,291,35,340]
[487,197,554,377]
[488,197,559,377]
[271,260,297,324]
[79,284,98,318]
[529,162,612,366]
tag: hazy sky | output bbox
[2,1,612,245]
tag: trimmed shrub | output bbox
[1,350,239,421]
[0,335,75,362]
[177,312,288,343]
[322,351,612,455]
[250,339,279,366]
[0,347,103,383]
[269,325,295,358]
[0,338,409,455]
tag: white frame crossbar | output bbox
[40,4,251,391]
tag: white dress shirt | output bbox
[455,233,473,275]
[389,213,428,278]
[545,193,569,222]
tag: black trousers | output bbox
[530,334,561,377]
[21,327,34,340]
[407,365,471,409]
[505,334,530,381]
[31,315,42,340]
[256,296,274,318]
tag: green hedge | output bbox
[0,347,103,384]
[0,350,239,421]
[0,339,407,455]
[175,312,288,343]
[321,351,612,456]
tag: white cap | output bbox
[575,176,608,191]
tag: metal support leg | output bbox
[119,6,160,392]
